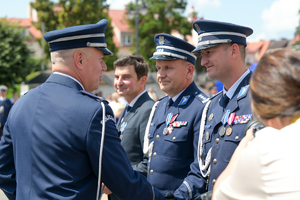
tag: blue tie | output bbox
[165,98,174,113]
[220,94,229,108]
[123,105,131,117]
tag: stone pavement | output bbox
[0,190,108,200]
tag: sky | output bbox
[0,0,299,42]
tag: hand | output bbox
[102,183,112,195]
[165,192,177,200]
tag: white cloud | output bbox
[261,0,300,39]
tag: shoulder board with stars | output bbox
[80,90,108,103]
[194,91,209,104]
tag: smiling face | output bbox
[114,65,145,103]
[200,44,231,82]
[156,59,193,97]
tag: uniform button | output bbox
[148,134,150,137]
[150,170,154,175]
[215,138,219,144]
[212,179,216,185]
[153,152,157,157]
[172,137,176,140]
[156,135,160,139]
[213,159,217,164]
[235,136,239,140]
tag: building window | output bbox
[122,34,133,45]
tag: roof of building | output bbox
[108,10,132,33]
[4,18,42,39]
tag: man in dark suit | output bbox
[107,55,155,200]
[0,19,165,200]
[173,20,254,200]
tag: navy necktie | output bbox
[165,98,174,113]
[220,94,229,109]
[124,105,131,116]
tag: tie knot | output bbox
[126,105,132,112]
[220,94,229,108]
[168,98,174,107]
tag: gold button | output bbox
[212,179,216,184]
[156,135,160,139]
[150,170,153,175]
[148,134,150,137]
[172,137,176,140]
[215,138,219,144]
[235,136,239,140]
[213,159,217,164]
[153,152,157,157]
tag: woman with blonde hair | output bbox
[212,48,300,200]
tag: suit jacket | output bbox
[146,82,208,195]
[117,92,154,176]
[109,92,155,200]
[174,73,253,199]
[0,74,165,200]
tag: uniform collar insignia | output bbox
[237,85,249,99]
[179,95,190,106]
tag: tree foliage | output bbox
[31,0,118,70]
[0,19,41,86]
[127,0,193,71]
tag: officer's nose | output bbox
[101,59,107,71]
[201,55,208,67]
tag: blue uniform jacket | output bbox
[147,82,208,195]
[0,74,165,200]
[174,73,252,199]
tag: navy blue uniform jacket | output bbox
[0,74,165,200]
[147,82,208,195]
[174,73,252,199]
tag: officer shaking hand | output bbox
[0,19,165,200]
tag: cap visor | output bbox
[192,44,220,54]
[97,47,113,56]
[149,55,179,61]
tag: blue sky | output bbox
[1,0,299,42]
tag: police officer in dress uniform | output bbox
[173,20,254,200]
[0,85,12,139]
[107,55,155,200]
[0,19,165,200]
[144,33,208,197]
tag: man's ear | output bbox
[230,43,239,59]
[140,76,147,87]
[74,50,85,70]
[186,63,194,79]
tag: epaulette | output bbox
[196,92,209,104]
[80,90,108,103]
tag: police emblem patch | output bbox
[101,115,115,124]
[159,36,164,45]
[194,24,201,33]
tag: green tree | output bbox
[0,19,41,86]
[31,0,118,70]
[127,0,193,71]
